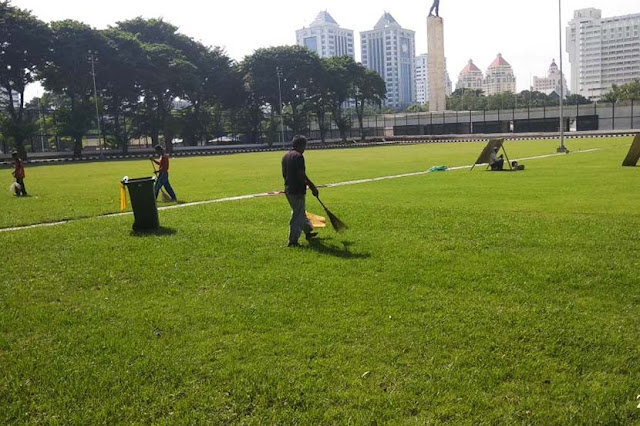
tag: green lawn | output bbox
[1,136,640,423]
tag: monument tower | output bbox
[427,0,446,112]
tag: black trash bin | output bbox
[123,177,159,230]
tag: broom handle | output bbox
[315,195,327,210]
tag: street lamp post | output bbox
[557,0,568,153]
[88,50,104,158]
[276,66,285,149]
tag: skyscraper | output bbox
[361,12,416,109]
[533,59,568,96]
[483,53,517,96]
[415,54,452,105]
[296,11,354,59]
[567,8,640,101]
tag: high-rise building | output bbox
[483,53,517,95]
[296,11,355,59]
[533,59,568,96]
[456,59,484,92]
[415,54,452,105]
[567,8,640,101]
[361,12,416,109]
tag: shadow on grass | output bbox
[129,226,178,237]
[307,237,370,259]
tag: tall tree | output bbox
[99,28,146,154]
[354,68,386,141]
[40,20,107,157]
[117,18,199,151]
[242,46,323,138]
[324,56,360,142]
[305,60,332,143]
[0,1,50,157]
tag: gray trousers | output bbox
[286,193,312,244]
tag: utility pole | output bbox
[557,0,568,153]
[88,50,104,158]
[276,66,285,149]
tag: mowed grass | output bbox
[0,136,632,229]
[1,136,640,423]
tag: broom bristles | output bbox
[321,203,348,232]
[161,190,172,202]
[327,211,348,232]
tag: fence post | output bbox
[430,113,433,135]
[483,109,486,132]
[612,102,615,130]
[632,99,634,129]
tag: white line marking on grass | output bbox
[0,149,600,233]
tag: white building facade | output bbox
[415,54,452,105]
[483,53,517,95]
[567,8,640,101]
[456,59,484,91]
[361,13,416,109]
[533,59,568,96]
[296,11,355,59]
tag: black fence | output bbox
[2,100,639,154]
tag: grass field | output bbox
[2,136,640,423]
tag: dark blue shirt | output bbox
[282,150,306,195]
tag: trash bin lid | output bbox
[123,177,154,185]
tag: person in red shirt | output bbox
[150,145,177,201]
[11,152,27,196]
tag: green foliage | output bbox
[0,1,51,156]
[354,68,386,140]
[446,89,595,112]
[242,46,324,136]
[602,80,640,103]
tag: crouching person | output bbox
[489,146,504,171]
[12,151,27,196]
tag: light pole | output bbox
[38,93,45,152]
[276,66,285,149]
[557,0,568,153]
[88,50,104,158]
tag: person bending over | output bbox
[11,151,27,196]
[150,145,177,201]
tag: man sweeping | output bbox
[11,151,27,196]
[150,145,177,201]
[282,135,319,247]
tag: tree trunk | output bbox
[73,135,83,158]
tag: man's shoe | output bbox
[288,242,301,248]
[305,232,318,241]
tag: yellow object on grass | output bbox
[120,183,127,211]
[306,211,326,228]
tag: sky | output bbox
[10,0,639,100]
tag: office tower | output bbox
[567,8,640,100]
[415,54,453,105]
[361,12,416,109]
[296,11,355,59]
